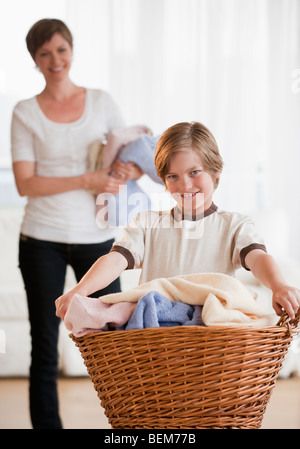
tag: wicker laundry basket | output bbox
[71,309,300,429]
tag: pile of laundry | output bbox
[64,273,278,337]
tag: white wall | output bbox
[1,0,300,259]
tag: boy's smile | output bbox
[165,149,219,214]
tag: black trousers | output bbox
[19,234,121,429]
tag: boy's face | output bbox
[165,149,219,214]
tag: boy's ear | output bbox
[214,171,221,188]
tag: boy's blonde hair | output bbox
[154,121,223,187]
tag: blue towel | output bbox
[119,134,162,184]
[105,179,151,227]
[107,134,163,226]
[118,291,204,330]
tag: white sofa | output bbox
[0,205,299,377]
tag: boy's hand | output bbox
[55,290,78,320]
[272,284,300,319]
[55,252,128,320]
[245,250,300,320]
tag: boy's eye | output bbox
[190,170,202,175]
[166,174,177,180]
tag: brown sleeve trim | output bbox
[110,245,135,270]
[240,243,267,271]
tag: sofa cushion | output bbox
[0,206,24,286]
[0,287,28,319]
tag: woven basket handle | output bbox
[276,307,300,331]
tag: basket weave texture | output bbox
[71,309,300,429]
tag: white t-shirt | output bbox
[11,88,125,243]
[111,204,267,284]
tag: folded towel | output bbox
[118,134,161,184]
[103,179,152,227]
[64,294,136,337]
[121,291,204,330]
[99,273,278,327]
[107,134,162,226]
[100,125,152,170]
[95,129,162,227]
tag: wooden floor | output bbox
[0,376,299,429]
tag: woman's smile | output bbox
[49,66,65,72]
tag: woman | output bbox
[11,18,138,429]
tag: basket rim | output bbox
[70,308,300,343]
[71,322,299,345]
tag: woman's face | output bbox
[34,32,73,83]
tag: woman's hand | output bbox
[12,161,126,197]
[111,159,144,181]
[83,167,126,194]
[272,283,300,319]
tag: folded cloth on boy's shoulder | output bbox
[99,272,278,327]
[119,291,204,330]
[64,294,136,337]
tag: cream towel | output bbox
[100,273,278,327]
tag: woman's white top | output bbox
[11,89,125,244]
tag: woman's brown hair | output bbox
[26,18,73,60]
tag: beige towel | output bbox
[87,125,152,173]
[100,272,277,327]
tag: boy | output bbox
[56,122,300,320]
